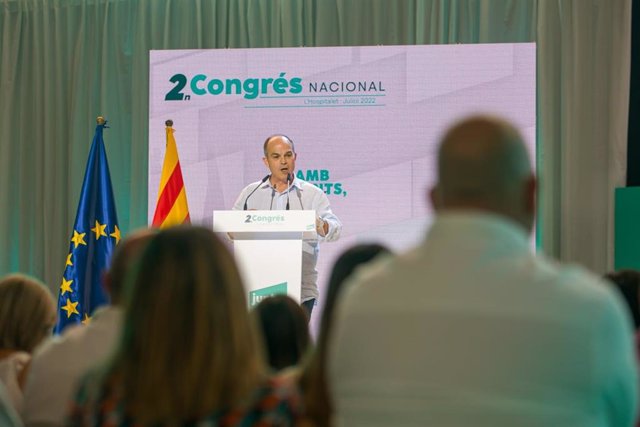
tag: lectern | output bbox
[213,210,316,307]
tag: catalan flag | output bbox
[55,117,119,333]
[152,120,190,228]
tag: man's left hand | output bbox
[316,217,328,237]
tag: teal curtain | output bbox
[0,0,630,292]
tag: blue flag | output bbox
[55,121,120,333]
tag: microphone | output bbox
[243,174,270,210]
[285,173,292,210]
[269,188,275,210]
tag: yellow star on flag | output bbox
[60,278,73,295]
[61,299,79,318]
[71,230,87,248]
[91,220,108,240]
[110,225,121,245]
[81,313,91,325]
[65,253,73,267]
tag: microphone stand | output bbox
[285,173,292,210]
[243,174,270,210]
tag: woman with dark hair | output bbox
[253,295,311,372]
[68,226,302,426]
[300,243,391,427]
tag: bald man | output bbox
[328,116,638,426]
[233,135,342,318]
[22,229,156,427]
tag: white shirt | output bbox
[22,306,123,427]
[0,382,21,427]
[0,351,29,415]
[233,177,342,301]
[329,212,638,427]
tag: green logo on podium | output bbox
[249,282,288,307]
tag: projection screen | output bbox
[148,44,536,326]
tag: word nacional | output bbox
[308,80,385,93]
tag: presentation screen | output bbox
[148,44,536,324]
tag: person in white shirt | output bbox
[22,229,155,427]
[328,115,638,427]
[233,134,342,317]
[0,381,22,427]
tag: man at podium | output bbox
[232,134,342,317]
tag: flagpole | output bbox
[152,119,191,228]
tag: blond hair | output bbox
[110,226,264,423]
[0,274,56,352]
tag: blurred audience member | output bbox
[23,229,155,427]
[67,226,302,426]
[253,295,311,372]
[301,243,390,427]
[0,274,56,414]
[604,269,640,329]
[329,115,638,426]
[604,269,640,427]
[0,382,22,427]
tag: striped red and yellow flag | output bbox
[152,121,190,228]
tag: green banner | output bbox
[614,187,640,270]
[249,282,288,307]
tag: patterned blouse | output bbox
[66,372,303,427]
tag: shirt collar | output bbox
[261,176,303,192]
[427,211,531,250]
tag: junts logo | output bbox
[249,282,287,307]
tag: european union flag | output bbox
[54,118,120,333]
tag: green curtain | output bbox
[0,0,629,292]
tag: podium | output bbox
[213,210,316,307]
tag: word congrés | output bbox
[165,73,303,100]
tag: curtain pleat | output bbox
[0,0,630,291]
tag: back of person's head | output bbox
[112,225,263,423]
[0,274,56,353]
[323,243,391,333]
[431,115,535,233]
[604,269,640,329]
[104,228,156,305]
[252,295,310,371]
[301,243,391,427]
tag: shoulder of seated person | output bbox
[33,325,86,356]
[272,366,302,385]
